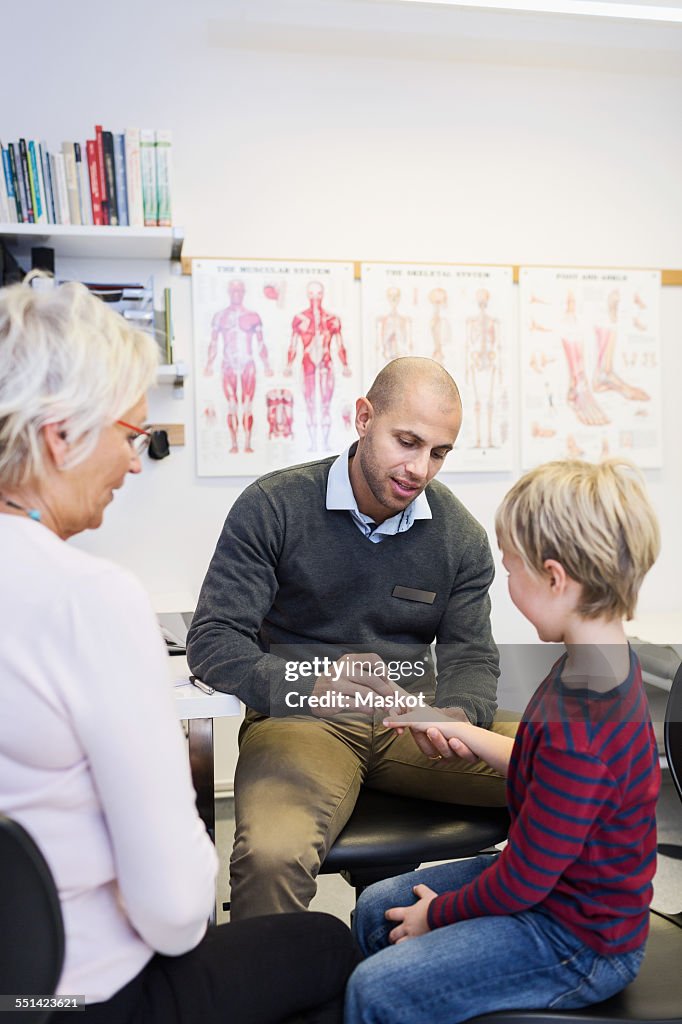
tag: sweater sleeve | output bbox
[427,742,618,930]
[432,525,499,727]
[187,481,305,714]
[62,565,218,956]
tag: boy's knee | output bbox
[346,958,375,1006]
[355,877,393,921]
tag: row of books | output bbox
[0,127,172,228]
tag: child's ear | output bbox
[543,558,568,594]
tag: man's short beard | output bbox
[359,443,404,512]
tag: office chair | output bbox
[659,658,682,860]
[0,815,65,1024]
[319,787,510,899]
[464,660,682,1024]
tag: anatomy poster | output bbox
[192,259,360,476]
[361,263,514,471]
[519,268,662,469]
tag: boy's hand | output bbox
[384,709,479,761]
[385,884,437,944]
[386,713,514,776]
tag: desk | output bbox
[171,657,241,841]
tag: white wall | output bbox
[6,0,682,784]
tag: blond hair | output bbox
[495,459,660,620]
[0,279,158,487]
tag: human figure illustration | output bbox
[263,280,287,309]
[529,352,554,373]
[376,287,412,361]
[560,289,648,428]
[593,291,649,402]
[560,290,610,427]
[266,388,294,440]
[284,281,351,450]
[428,287,450,363]
[531,422,556,439]
[205,280,273,454]
[466,289,501,449]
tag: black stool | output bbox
[319,787,510,899]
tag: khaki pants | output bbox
[229,710,518,920]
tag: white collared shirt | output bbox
[326,445,432,543]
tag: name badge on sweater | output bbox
[392,585,437,605]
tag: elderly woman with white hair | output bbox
[0,280,358,1024]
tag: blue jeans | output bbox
[345,856,645,1024]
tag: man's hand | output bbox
[429,729,479,763]
[385,705,475,760]
[309,653,412,718]
[385,710,514,775]
[385,884,437,944]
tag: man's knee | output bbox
[233,833,318,873]
[232,815,323,879]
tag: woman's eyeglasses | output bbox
[117,420,152,457]
[117,420,170,460]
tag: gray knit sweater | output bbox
[187,455,500,725]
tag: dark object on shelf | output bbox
[0,239,26,285]
[31,247,55,275]
[148,429,170,461]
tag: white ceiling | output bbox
[207,0,682,74]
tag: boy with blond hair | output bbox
[345,459,662,1024]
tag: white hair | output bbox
[0,279,159,486]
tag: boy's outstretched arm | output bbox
[384,712,515,777]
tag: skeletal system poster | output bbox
[519,268,662,469]
[361,263,514,471]
[192,260,360,476]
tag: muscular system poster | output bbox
[360,263,514,471]
[519,268,662,469]
[192,259,360,477]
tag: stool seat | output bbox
[467,911,682,1024]
[320,788,510,894]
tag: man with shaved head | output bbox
[188,357,514,920]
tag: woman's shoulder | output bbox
[3,517,148,613]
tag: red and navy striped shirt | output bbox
[428,649,660,955]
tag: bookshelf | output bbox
[0,223,183,261]
[0,224,187,387]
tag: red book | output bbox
[94,124,109,225]
[86,140,103,225]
